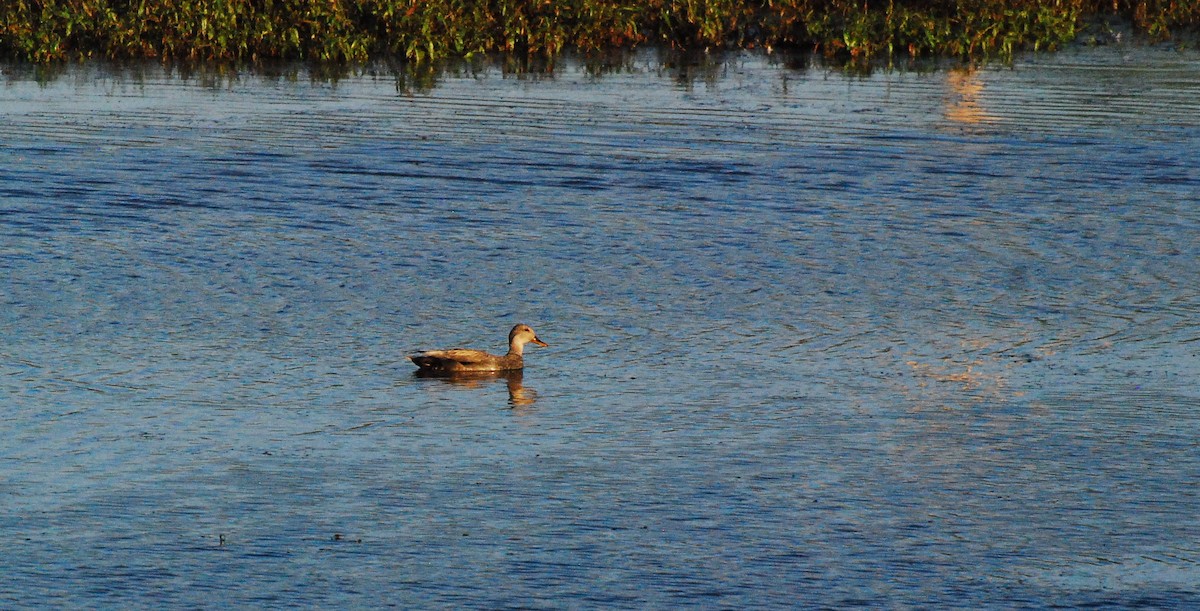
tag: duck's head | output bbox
[509,324,548,349]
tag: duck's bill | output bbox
[532,338,549,347]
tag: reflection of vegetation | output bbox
[944,67,997,125]
[0,0,1196,65]
[0,49,781,93]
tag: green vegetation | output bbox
[1,0,1197,64]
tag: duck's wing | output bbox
[409,349,494,365]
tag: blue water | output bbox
[3,48,1199,608]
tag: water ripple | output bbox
[2,48,1200,608]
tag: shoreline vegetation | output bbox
[1,0,1197,66]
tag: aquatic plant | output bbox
[1,0,1197,64]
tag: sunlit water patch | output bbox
[2,47,1199,607]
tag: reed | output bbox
[1,0,1197,64]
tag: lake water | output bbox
[2,47,1199,608]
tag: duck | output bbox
[409,324,548,372]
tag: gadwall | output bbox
[409,324,548,372]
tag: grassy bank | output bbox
[1,0,1198,64]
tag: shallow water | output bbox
[3,47,1199,607]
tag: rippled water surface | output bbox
[3,47,1200,607]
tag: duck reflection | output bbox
[413,368,537,407]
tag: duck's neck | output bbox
[507,339,526,357]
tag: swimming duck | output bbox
[409,324,548,372]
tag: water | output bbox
[2,47,1199,607]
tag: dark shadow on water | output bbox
[0,47,1017,95]
[413,368,536,407]
[0,48,821,93]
